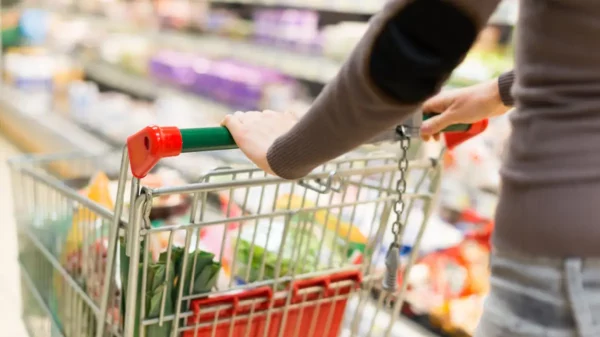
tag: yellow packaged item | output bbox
[55,171,114,321]
[275,193,367,253]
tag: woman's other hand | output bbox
[221,110,298,176]
[420,79,511,140]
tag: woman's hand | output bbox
[221,110,298,176]
[420,79,511,140]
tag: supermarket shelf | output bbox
[210,0,381,15]
[66,12,495,87]
[53,11,342,85]
[76,60,251,179]
[212,0,518,25]
[81,59,232,125]
[156,32,342,84]
[0,87,111,156]
[83,61,155,99]
[0,83,241,181]
[0,86,123,178]
[43,5,513,87]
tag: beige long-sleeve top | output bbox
[267,0,600,256]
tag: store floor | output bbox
[0,135,27,336]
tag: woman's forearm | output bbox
[266,0,502,179]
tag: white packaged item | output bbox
[341,295,433,337]
[68,81,100,122]
[8,54,55,92]
[321,22,368,61]
[155,95,193,127]
[262,83,296,112]
[383,211,464,255]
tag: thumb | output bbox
[421,110,456,136]
[422,91,452,114]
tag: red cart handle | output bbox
[443,119,488,150]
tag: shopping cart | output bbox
[9,114,487,337]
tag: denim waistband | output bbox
[493,248,600,270]
[487,249,600,336]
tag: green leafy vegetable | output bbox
[234,220,347,283]
[119,240,221,337]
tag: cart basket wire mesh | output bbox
[8,123,482,337]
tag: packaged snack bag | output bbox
[421,240,490,334]
[63,171,114,269]
[55,171,115,330]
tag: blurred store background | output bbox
[0,0,517,336]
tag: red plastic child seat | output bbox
[183,270,362,337]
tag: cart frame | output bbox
[10,127,445,337]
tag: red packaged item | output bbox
[419,241,490,335]
[418,240,490,300]
[184,271,361,337]
[460,208,494,250]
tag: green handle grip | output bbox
[180,127,237,152]
[179,117,475,152]
[422,113,472,132]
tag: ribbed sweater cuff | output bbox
[498,70,515,107]
[267,131,309,180]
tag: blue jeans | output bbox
[475,250,600,337]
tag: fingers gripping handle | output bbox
[127,126,237,178]
[422,113,489,149]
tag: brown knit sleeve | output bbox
[498,70,515,107]
[267,0,502,180]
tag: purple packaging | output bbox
[187,56,297,111]
[309,32,325,55]
[267,10,318,51]
[148,50,197,87]
[225,61,296,111]
[189,56,216,96]
[300,11,320,51]
[211,61,240,105]
[229,67,263,110]
[264,10,281,45]
[253,10,269,44]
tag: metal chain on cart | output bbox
[382,127,411,293]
